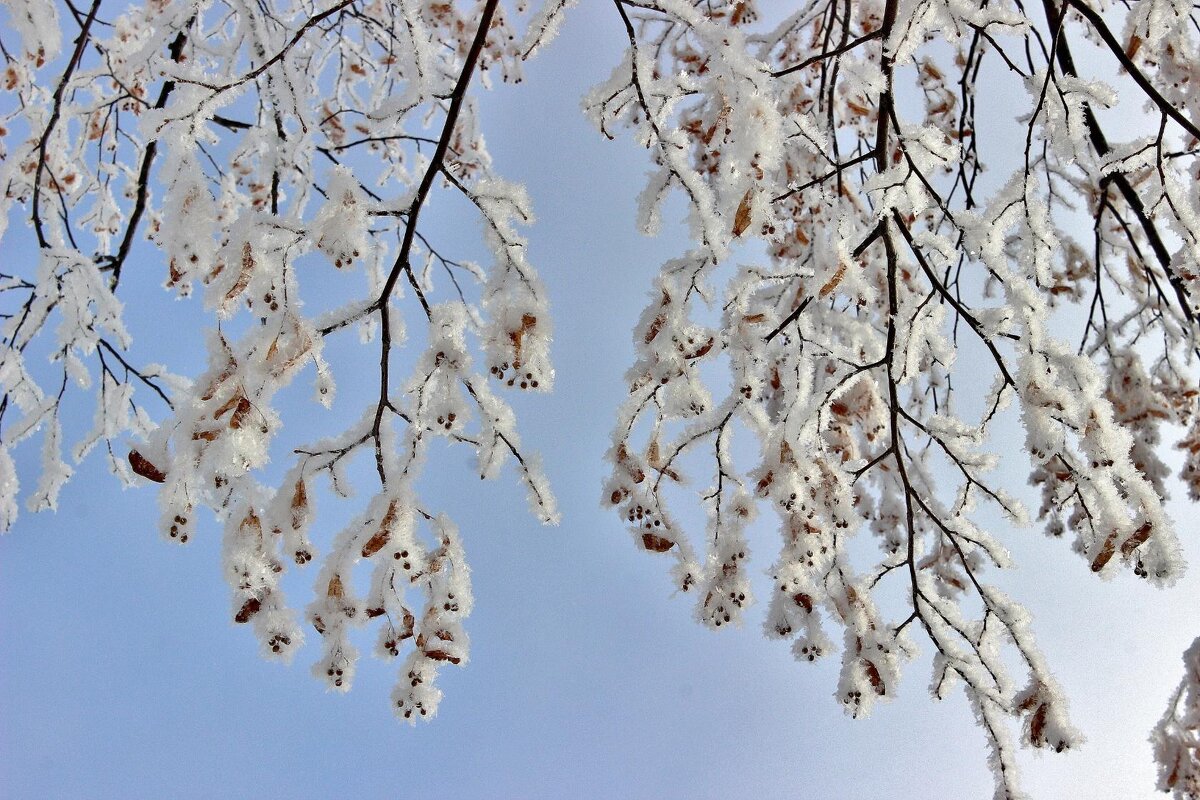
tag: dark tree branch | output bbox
[371,0,500,482]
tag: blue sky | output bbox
[2,4,1198,799]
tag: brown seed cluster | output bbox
[625,501,663,530]
[326,665,345,688]
[167,513,190,543]
[798,643,822,662]
[490,359,540,390]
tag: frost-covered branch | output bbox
[1155,636,1200,799]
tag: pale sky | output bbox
[1,4,1197,799]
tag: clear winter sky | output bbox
[1,4,1197,799]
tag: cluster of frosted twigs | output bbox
[593,0,1198,796]
[0,0,570,721]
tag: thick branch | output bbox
[1041,0,1197,332]
[371,0,500,482]
[109,28,189,290]
[32,0,101,250]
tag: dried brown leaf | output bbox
[229,396,253,429]
[732,188,754,237]
[423,649,461,664]
[362,529,390,558]
[1029,702,1048,746]
[863,659,886,696]
[290,479,308,530]
[644,314,666,344]
[235,597,261,624]
[223,242,254,305]
[128,450,166,483]
[1120,521,1153,557]
[641,532,675,552]
[1090,531,1120,572]
[819,262,847,297]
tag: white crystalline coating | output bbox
[2,0,62,62]
[1153,636,1200,799]
[157,136,219,295]
[636,168,673,238]
[312,166,369,269]
[27,414,71,513]
[0,446,19,532]
[520,0,579,61]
